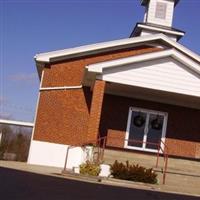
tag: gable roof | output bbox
[86,49,200,99]
[35,34,200,64]
[35,34,200,79]
[86,49,200,75]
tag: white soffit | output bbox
[35,34,200,64]
[35,34,162,62]
[87,49,200,75]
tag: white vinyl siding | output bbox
[98,57,200,97]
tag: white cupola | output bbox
[130,0,185,41]
[143,0,177,27]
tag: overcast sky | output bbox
[1,0,200,122]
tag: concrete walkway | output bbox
[104,149,200,196]
[0,159,200,197]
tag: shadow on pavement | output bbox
[0,167,199,200]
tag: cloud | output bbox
[9,72,38,84]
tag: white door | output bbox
[125,107,168,153]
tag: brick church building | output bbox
[28,0,200,168]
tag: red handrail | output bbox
[156,139,168,184]
[63,135,168,184]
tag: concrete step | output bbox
[103,148,200,175]
[103,149,158,168]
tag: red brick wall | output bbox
[33,43,200,158]
[33,87,92,145]
[34,46,160,145]
[41,46,160,87]
[165,138,200,158]
[99,94,200,159]
[106,130,126,148]
[87,80,105,142]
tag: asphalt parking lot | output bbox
[0,167,199,200]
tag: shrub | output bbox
[110,160,157,184]
[79,161,101,176]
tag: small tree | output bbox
[0,125,13,159]
[0,125,31,161]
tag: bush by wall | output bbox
[110,160,157,184]
[79,161,101,176]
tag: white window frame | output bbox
[124,107,168,153]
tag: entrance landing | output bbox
[104,148,200,195]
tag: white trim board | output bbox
[35,34,200,65]
[137,24,185,36]
[35,34,163,62]
[40,85,82,91]
[0,119,34,127]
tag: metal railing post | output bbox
[156,142,161,168]
[63,146,70,172]
[163,154,168,184]
[109,136,169,184]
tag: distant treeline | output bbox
[0,124,32,162]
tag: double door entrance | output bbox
[125,107,168,152]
